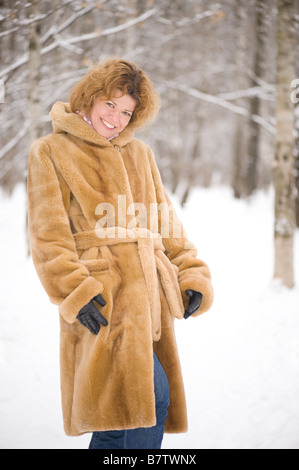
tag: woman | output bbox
[27,58,213,449]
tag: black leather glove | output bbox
[77,293,108,335]
[184,290,202,319]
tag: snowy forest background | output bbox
[1,0,298,203]
[1,0,299,450]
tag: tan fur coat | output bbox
[27,102,213,436]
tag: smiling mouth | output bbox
[102,119,116,130]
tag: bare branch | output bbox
[0,0,74,38]
[217,85,275,102]
[165,80,276,135]
[0,123,30,160]
[55,37,84,55]
[0,76,77,163]
[41,3,96,44]
[44,7,158,48]
[0,26,19,38]
[0,8,158,80]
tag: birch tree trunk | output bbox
[246,0,265,195]
[28,0,42,144]
[295,0,299,228]
[296,102,299,227]
[232,0,250,199]
[273,0,296,288]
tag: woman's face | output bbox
[89,89,137,139]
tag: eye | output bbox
[106,101,115,108]
[123,111,133,118]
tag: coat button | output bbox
[114,145,121,152]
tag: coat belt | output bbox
[74,227,184,340]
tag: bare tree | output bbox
[295,101,299,227]
[232,0,250,199]
[246,0,267,195]
[273,0,296,288]
[28,0,42,144]
[295,0,299,227]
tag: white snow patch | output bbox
[0,184,298,449]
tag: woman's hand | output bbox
[77,293,108,335]
[184,290,202,319]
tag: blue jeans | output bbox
[89,353,170,449]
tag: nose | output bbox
[108,108,121,127]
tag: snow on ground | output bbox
[0,184,299,449]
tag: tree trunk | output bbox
[295,0,299,228]
[232,0,249,199]
[273,0,296,288]
[246,0,265,195]
[28,0,42,144]
[296,101,299,227]
[27,0,42,256]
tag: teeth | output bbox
[102,119,115,129]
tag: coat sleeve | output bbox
[147,147,214,317]
[27,138,103,324]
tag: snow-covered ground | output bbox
[0,184,298,449]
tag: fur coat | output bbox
[27,102,214,436]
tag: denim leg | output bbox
[89,430,125,449]
[124,353,170,449]
[89,353,170,450]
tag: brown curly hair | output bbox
[69,58,160,129]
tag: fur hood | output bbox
[27,101,213,436]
